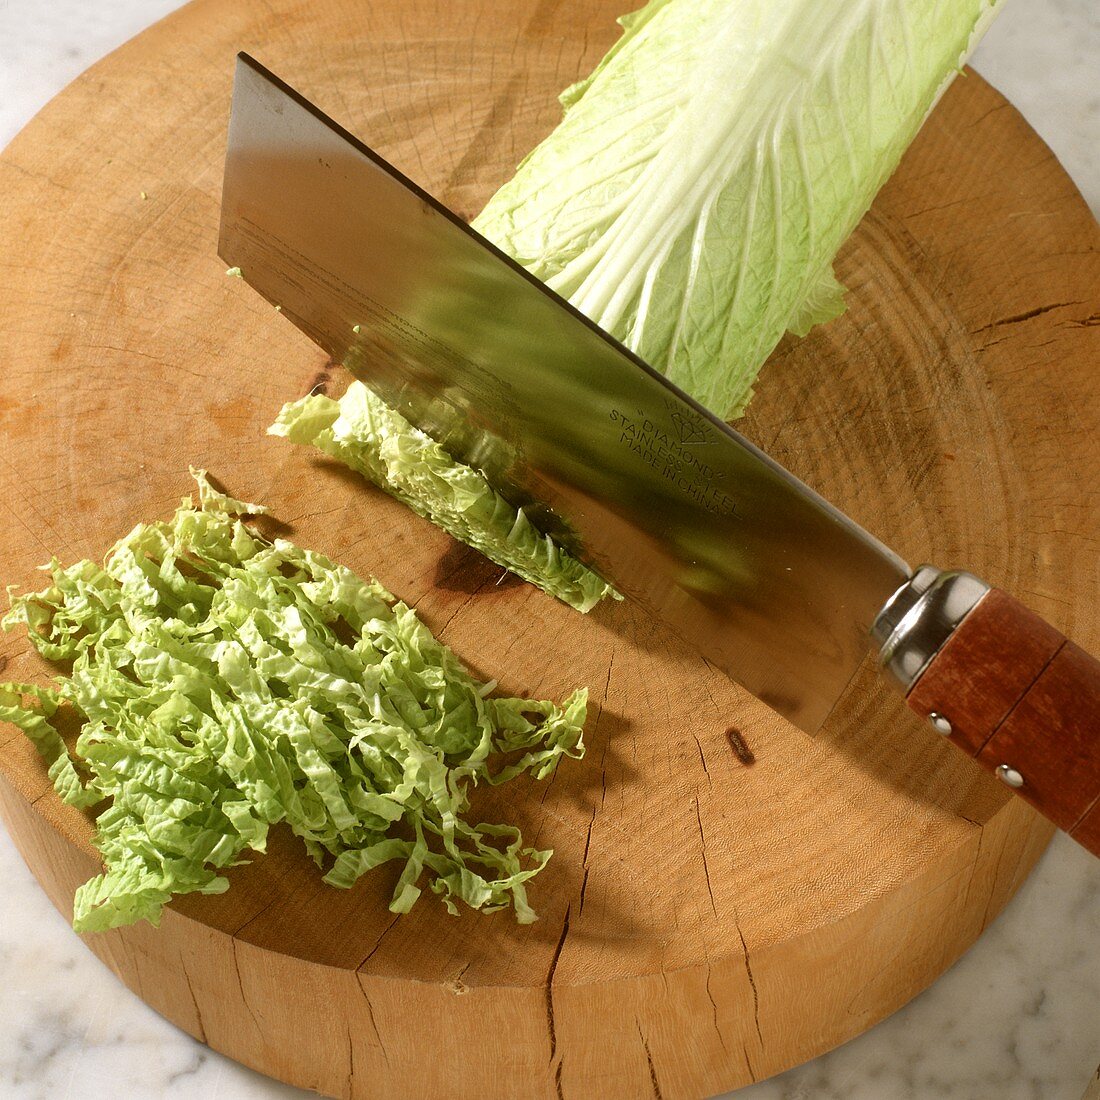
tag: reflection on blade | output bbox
[219,54,910,732]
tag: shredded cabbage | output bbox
[0,470,586,931]
[270,382,619,612]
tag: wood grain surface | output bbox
[0,2,1097,1097]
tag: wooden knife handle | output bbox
[907,589,1100,856]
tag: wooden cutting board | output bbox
[0,2,1097,1097]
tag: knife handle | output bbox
[881,576,1100,857]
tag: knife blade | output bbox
[219,53,907,733]
[219,54,1100,855]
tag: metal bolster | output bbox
[870,566,991,693]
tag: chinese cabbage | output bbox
[271,382,619,612]
[1,472,586,931]
[473,0,1006,415]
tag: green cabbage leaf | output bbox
[473,0,1006,416]
[270,382,619,612]
[0,471,586,931]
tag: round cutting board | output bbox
[1,2,1098,1097]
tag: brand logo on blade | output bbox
[663,398,715,447]
[671,410,709,446]
[608,406,738,518]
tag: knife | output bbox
[219,53,1100,858]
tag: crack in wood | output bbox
[179,954,208,1045]
[445,960,472,996]
[974,300,1085,332]
[961,826,986,915]
[345,1020,356,1095]
[577,866,591,918]
[735,919,763,1047]
[692,733,710,782]
[694,799,718,918]
[635,1020,664,1100]
[580,806,597,867]
[356,974,391,1068]
[545,903,571,1092]
[704,965,727,1054]
[434,580,492,639]
[578,803,597,917]
[232,893,279,938]
[232,940,264,1037]
[741,1040,758,1084]
[595,654,615,812]
[358,912,401,970]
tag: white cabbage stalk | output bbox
[474,0,1006,416]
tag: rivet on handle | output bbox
[927,712,953,736]
[996,764,1025,789]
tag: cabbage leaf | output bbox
[473,0,1006,415]
[271,382,619,612]
[0,471,586,931]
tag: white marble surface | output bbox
[0,2,1098,1098]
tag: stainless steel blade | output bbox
[219,53,910,732]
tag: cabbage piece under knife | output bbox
[271,382,620,613]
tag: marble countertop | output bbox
[0,2,1097,1098]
